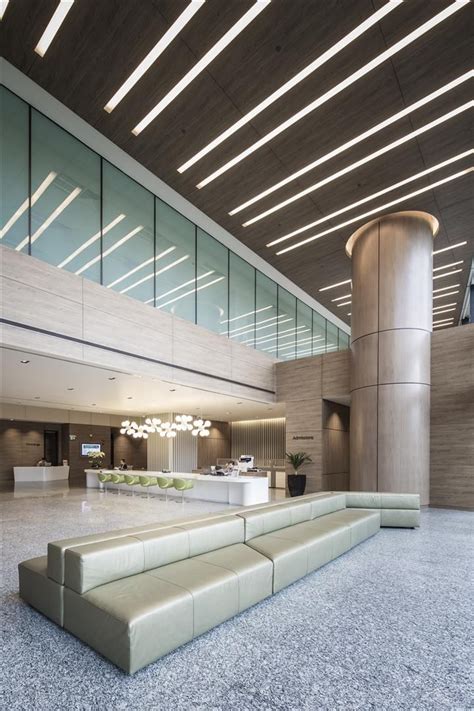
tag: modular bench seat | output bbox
[19,491,420,673]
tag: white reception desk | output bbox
[85,469,269,506]
[14,465,70,483]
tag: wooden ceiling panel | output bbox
[1,0,471,329]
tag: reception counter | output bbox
[14,465,70,483]
[85,469,269,506]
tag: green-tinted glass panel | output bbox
[313,311,327,355]
[296,300,313,358]
[326,321,339,354]
[228,253,255,345]
[338,329,350,350]
[30,110,100,280]
[254,271,279,355]
[155,199,196,320]
[0,88,29,251]
[102,162,154,302]
[277,286,297,360]
[196,228,228,333]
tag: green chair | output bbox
[157,476,174,502]
[173,478,194,503]
[97,472,111,494]
[124,474,140,496]
[139,475,158,499]
[110,472,125,495]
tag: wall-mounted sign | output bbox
[292,435,314,440]
[69,434,77,441]
[81,443,101,456]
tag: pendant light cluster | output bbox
[120,414,211,439]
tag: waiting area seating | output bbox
[18,491,420,674]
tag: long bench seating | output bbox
[19,491,420,673]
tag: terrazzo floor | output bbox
[1,485,473,710]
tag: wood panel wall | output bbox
[322,401,350,491]
[430,324,474,509]
[111,428,147,471]
[230,418,285,465]
[0,420,62,481]
[197,421,231,469]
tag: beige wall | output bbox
[430,324,474,509]
[230,418,285,465]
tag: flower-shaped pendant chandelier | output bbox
[120,414,211,439]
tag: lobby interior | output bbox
[1,1,473,709]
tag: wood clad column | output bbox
[346,211,438,505]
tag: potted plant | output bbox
[286,451,312,496]
[88,450,106,469]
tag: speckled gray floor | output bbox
[1,486,473,710]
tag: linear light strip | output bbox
[221,305,272,324]
[16,185,81,252]
[433,269,463,280]
[107,246,176,288]
[254,102,473,230]
[58,214,126,269]
[433,317,455,324]
[433,291,460,300]
[433,321,454,328]
[104,1,205,113]
[432,308,457,316]
[263,335,323,352]
[276,167,473,255]
[224,313,286,336]
[336,301,352,307]
[245,325,309,345]
[156,270,214,301]
[433,303,457,310]
[433,284,460,293]
[157,276,225,308]
[229,317,293,339]
[120,255,189,294]
[75,225,143,275]
[0,171,57,239]
[319,279,351,292]
[433,240,467,255]
[0,1,9,20]
[433,260,463,272]
[230,70,472,216]
[177,2,400,174]
[132,0,271,135]
[331,293,352,302]
[268,148,473,246]
[195,1,469,188]
[35,0,75,57]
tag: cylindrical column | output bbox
[346,211,438,505]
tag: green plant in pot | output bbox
[286,451,312,497]
[88,450,105,469]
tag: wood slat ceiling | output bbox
[1,0,472,328]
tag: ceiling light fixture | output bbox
[1,171,57,240]
[433,260,464,272]
[242,325,309,345]
[263,335,323,352]
[177,1,400,174]
[433,284,461,292]
[0,1,9,20]
[16,185,81,252]
[195,1,468,188]
[268,149,472,246]
[433,317,455,325]
[229,317,292,339]
[433,321,454,328]
[253,105,472,229]
[157,276,225,308]
[120,255,189,294]
[337,301,352,307]
[433,240,467,255]
[433,269,463,280]
[433,291,460,300]
[76,225,143,275]
[229,71,472,216]
[107,246,176,289]
[58,214,126,269]
[132,0,271,135]
[433,303,457,310]
[224,313,287,336]
[432,308,457,316]
[331,294,352,302]
[320,279,352,292]
[20,359,30,364]
[104,1,205,113]
[35,0,75,57]
[276,167,473,255]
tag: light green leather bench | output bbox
[18,491,419,673]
